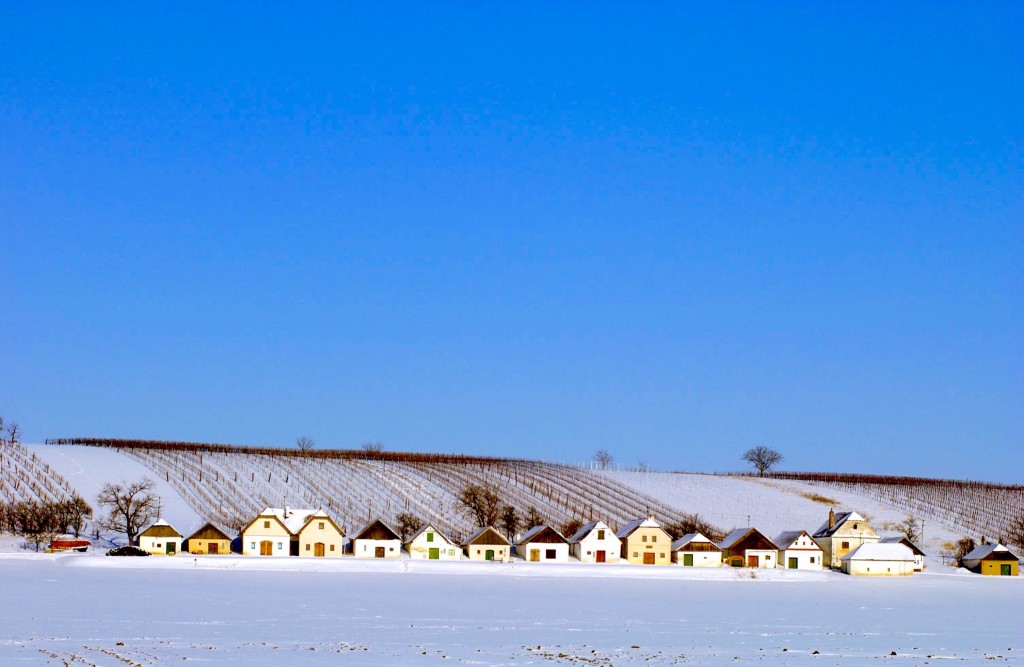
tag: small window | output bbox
[642,535,648,543]
[306,544,310,551]
[546,549,556,559]
[633,552,638,557]
[264,520,270,529]
[277,542,282,549]
[427,533,434,542]
[652,535,657,543]
[810,556,815,563]
[853,524,858,529]
[319,522,325,530]
[842,541,850,549]
[330,544,335,551]
[250,542,255,549]
[597,530,605,539]
[389,547,394,552]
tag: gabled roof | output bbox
[719,527,776,551]
[461,525,510,547]
[773,530,820,551]
[813,511,868,538]
[352,517,400,542]
[672,532,721,552]
[963,543,1018,561]
[879,535,926,556]
[259,507,327,535]
[241,509,291,537]
[841,542,914,561]
[616,517,667,539]
[140,519,182,538]
[295,510,345,538]
[567,521,615,544]
[516,525,568,546]
[186,522,232,542]
[405,524,455,546]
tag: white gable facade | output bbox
[568,521,621,563]
[671,532,722,567]
[406,525,460,560]
[517,526,570,563]
[775,531,824,570]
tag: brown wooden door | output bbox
[260,540,273,556]
[747,554,759,567]
[375,546,385,558]
[530,549,540,562]
[209,542,219,555]
[596,550,606,563]
[314,543,325,557]
[643,552,655,564]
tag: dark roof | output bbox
[773,530,820,551]
[186,522,232,542]
[879,535,926,556]
[516,525,568,546]
[719,527,776,552]
[672,532,721,552]
[352,518,400,541]
[812,511,871,538]
[616,517,669,539]
[140,521,182,538]
[461,526,510,547]
[963,544,1019,561]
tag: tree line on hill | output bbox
[0,496,93,551]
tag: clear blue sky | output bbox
[2,5,1021,481]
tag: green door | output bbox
[1001,564,1012,576]
[683,554,694,566]
[788,557,798,569]
[429,547,440,560]
[485,549,494,561]
[166,542,176,554]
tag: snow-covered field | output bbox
[0,554,1019,666]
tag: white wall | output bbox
[138,535,182,555]
[243,533,291,557]
[673,551,721,567]
[354,538,401,558]
[407,531,460,560]
[780,549,823,570]
[521,542,570,563]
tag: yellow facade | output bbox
[297,517,345,558]
[979,560,1018,576]
[622,527,671,565]
[187,538,231,555]
[241,515,292,556]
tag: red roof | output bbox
[51,539,91,548]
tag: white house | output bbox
[567,521,621,563]
[671,532,722,567]
[773,530,824,570]
[351,518,402,558]
[241,506,330,557]
[405,524,460,560]
[137,519,183,555]
[516,525,570,563]
[719,527,778,568]
[841,542,917,576]
[879,535,926,571]
[461,526,511,561]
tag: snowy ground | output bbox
[0,554,1019,666]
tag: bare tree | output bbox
[6,421,22,445]
[362,441,384,453]
[593,449,614,470]
[96,479,160,545]
[457,484,502,527]
[561,517,583,539]
[637,460,650,472]
[499,505,521,541]
[524,506,545,530]
[295,436,316,452]
[897,516,922,544]
[394,512,423,542]
[742,446,784,476]
[665,512,721,542]
[954,536,976,566]
[61,495,93,537]
[0,415,5,445]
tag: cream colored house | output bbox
[241,506,330,557]
[841,542,916,576]
[961,543,1019,576]
[568,521,621,563]
[879,536,926,571]
[137,519,183,555]
[773,530,824,570]
[295,510,345,558]
[351,518,402,558]
[720,527,777,568]
[185,522,232,555]
[516,525,570,563]
[812,510,879,569]
[671,532,722,567]
[461,526,511,561]
[405,524,460,560]
[617,516,672,565]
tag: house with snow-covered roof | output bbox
[405,524,460,560]
[295,510,345,558]
[242,508,293,556]
[812,510,879,569]
[720,527,777,568]
[879,535,926,572]
[773,530,823,570]
[840,542,916,576]
[961,543,1019,576]
[671,532,722,567]
[241,506,340,557]
[461,526,511,561]
[516,525,570,563]
[351,518,401,558]
[617,516,671,565]
[185,522,232,555]
[137,519,183,555]
[568,521,621,563]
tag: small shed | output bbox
[137,519,183,555]
[406,524,460,560]
[49,538,91,553]
[671,532,722,567]
[880,535,926,571]
[961,543,1019,576]
[516,525,570,563]
[840,542,916,576]
[185,522,233,555]
[568,521,621,564]
[773,530,824,570]
[720,527,777,568]
[351,518,402,558]
[617,516,672,565]
[461,526,511,561]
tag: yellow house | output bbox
[812,510,879,569]
[185,522,233,555]
[962,543,1019,576]
[241,507,344,557]
[616,516,672,565]
[295,511,345,558]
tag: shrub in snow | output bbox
[106,545,151,557]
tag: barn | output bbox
[719,527,777,568]
[185,522,232,555]
[516,525,570,563]
[461,526,511,561]
[351,518,401,558]
[671,532,722,567]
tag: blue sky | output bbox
[1,5,1021,481]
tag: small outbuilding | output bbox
[49,538,91,553]
[961,543,1019,576]
[880,535,926,571]
[137,519,183,555]
[617,516,672,565]
[516,525,570,563]
[568,520,621,564]
[461,526,511,561]
[671,532,722,567]
[773,530,824,570]
[351,518,402,558]
[406,524,460,560]
[720,527,777,568]
[840,542,916,576]
[185,522,233,555]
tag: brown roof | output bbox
[516,525,568,546]
[186,522,232,542]
[140,522,182,538]
[240,512,291,537]
[461,526,510,547]
[352,518,400,541]
[296,512,345,538]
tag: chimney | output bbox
[285,504,290,519]
[828,509,835,530]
